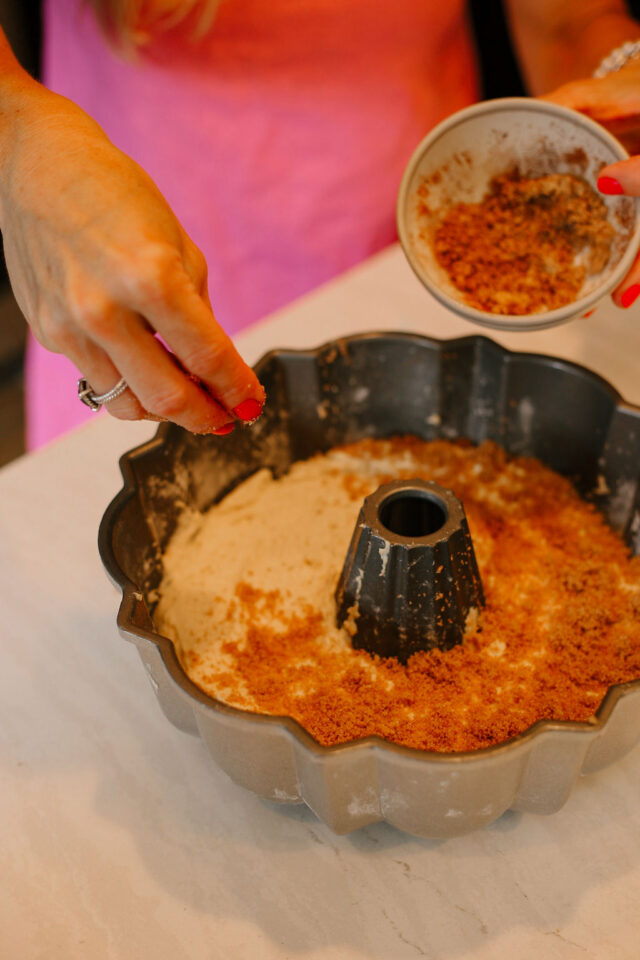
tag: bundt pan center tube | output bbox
[99,332,640,839]
[335,478,484,660]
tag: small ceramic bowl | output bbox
[397,97,640,331]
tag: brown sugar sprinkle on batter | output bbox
[155,438,640,754]
[432,171,616,315]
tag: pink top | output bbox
[29,0,478,447]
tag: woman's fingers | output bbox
[50,319,168,422]
[543,63,640,153]
[597,157,640,309]
[543,58,640,121]
[179,236,262,416]
[83,304,236,432]
[51,294,235,432]
[112,244,265,420]
[61,330,147,421]
[612,266,640,309]
[156,283,266,420]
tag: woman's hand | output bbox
[597,155,640,308]
[544,63,640,310]
[544,59,640,154]
[0,76,264,434]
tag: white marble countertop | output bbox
[2,244,640,960]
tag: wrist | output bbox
[0,78,40,216]
[0,36,56,221]
[569,13,640,80]
[0,24,39,106]
[536,12,640,91]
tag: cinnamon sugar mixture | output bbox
[155,438,640,753]
[433,172,615,315]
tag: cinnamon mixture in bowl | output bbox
[433,171,616,315]
[155,436,640,754]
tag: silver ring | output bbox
[78,376,128,411]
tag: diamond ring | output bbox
[78,376,128,411]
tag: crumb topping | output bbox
[431,172,616,315]
[155,438,640,752]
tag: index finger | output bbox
[117,247,265,420]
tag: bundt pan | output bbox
[99,333,640,839]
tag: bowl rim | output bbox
[99,331,640,766]
[396,96,640,331]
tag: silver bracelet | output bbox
[593,38,640,78]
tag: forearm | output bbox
[0,24,39,94]
[0,27,45,185]
[505,0,640,93]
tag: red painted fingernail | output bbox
[211,422,235,435]
[233,398,264,422]
[597,176,624,195]
[620,284,640,308]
